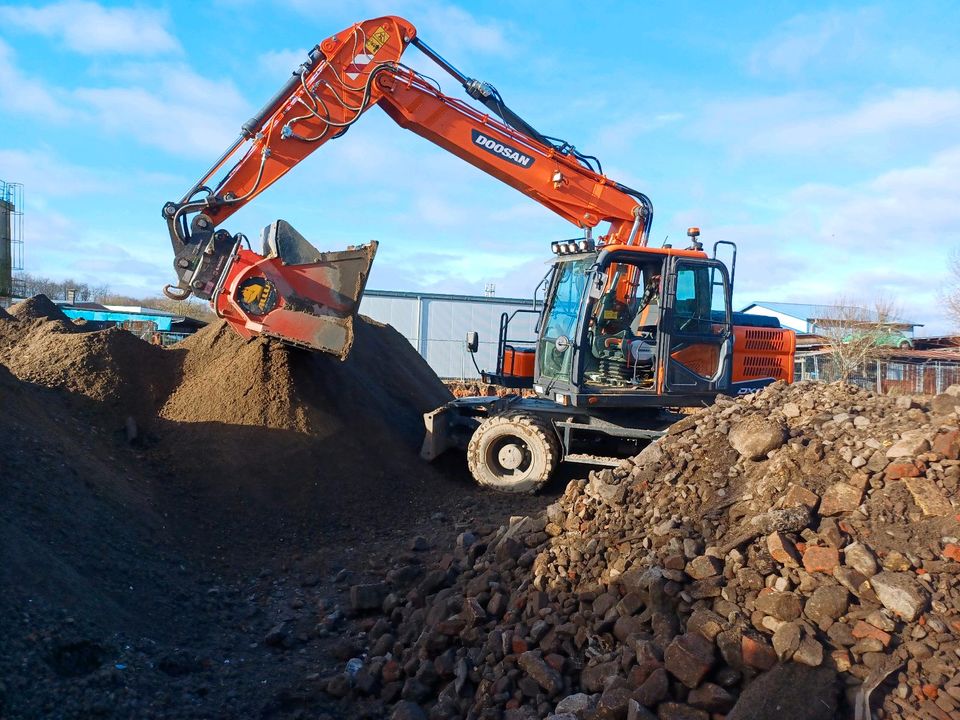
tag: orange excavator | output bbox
[163,15,796,491]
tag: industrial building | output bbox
[57,302,207,345]
[741,301,923,338]
[359,289,538,380]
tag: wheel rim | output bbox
[486,435,532,479]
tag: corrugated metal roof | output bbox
[742,301,922,327]
[365,288,536,306]
[54,300,182,317]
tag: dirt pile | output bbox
[0,294,177,422]
[0,299,454,555]
[331,381,960,720]
[7,293,70,321]
[0,297,461,719]
[151,317,454,548]
[0,358,193,719]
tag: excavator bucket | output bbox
[214,220,377,358]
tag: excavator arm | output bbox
[162,15,652,355]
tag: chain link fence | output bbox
[795,352,960,394]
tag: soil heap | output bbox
[0,296,456,719]
[153,315,454,546]
[332,381,960,720]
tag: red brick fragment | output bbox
[886,462,922,479]
[933,429,960,460]
[767,532,802,567]
[741,634,777,671]
[511,637,528,654]
[803,545,840,574]
[851,620,892,647]
[382,660,401,683]
[943,544,960,562]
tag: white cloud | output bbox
[371,246,541,296]
[747,88,960,155]
[593,112,684,153]
[692,87,960,160]
[791,145,960,242]
[0,38,61,118]
[16,202,172,295]
[747,8,879,76]
[257,48,311,80]
[0,0,180,55]
[73,63,249,156]
[412,2,511,57]
[690,91,822,147]
[0,148,117,196]
[281,0,513,58]
[695,147,960,333]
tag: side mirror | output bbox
[555,335,571,352]
[465,331,479,354]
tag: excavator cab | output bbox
[524,243,736,406]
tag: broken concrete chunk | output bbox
[843,542,878,577]
[755,591,802,621]
[818,482,863,516]
[728,417,787,460]
[518,651,563,696]
[869,571,930,621]
[902,477,953,516]
[804,585,850,628]
[886,434,931,458]
[772,621,801,660]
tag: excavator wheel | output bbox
[467,414,560,494]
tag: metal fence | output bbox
[795,353,960,395]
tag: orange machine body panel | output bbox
[731,325,796,383]
[502,346,536,378]
[670,343,721,378]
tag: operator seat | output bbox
[630,300,660,337]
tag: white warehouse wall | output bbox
[359,290,539,380]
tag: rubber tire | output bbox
[898,340,911,349]
[467,414,560,494]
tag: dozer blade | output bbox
[421,405,455,461]
[214,220,377,359]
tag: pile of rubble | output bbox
[332,381,960,720]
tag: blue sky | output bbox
[1,0,957,332]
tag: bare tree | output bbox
[19,273,112,302]
[943,249,960,331]
[143,296,215,322]
[99,293,215,322]
[18,274,214,321]
[816,296,905,382]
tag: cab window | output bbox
[673,264,728,336]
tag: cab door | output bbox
[659,258,732,395]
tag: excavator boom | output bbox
[163,15,650,355]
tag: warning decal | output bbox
[365,25,390,55]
